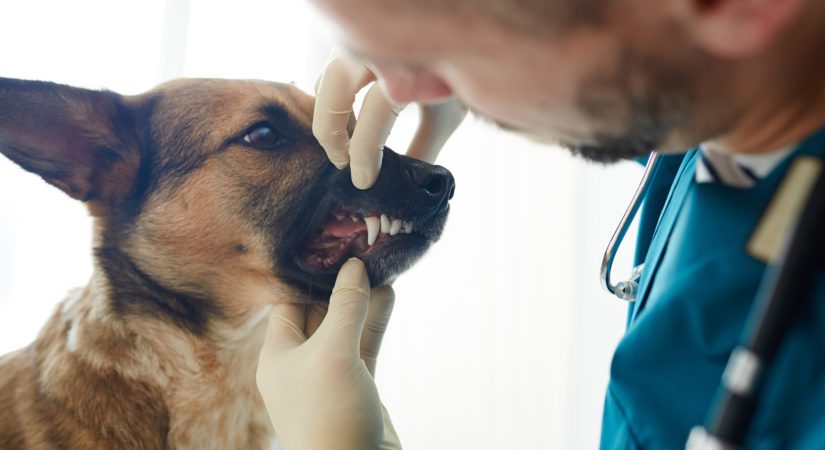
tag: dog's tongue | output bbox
[322,215,366,238]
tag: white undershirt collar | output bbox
[695,144,797,188]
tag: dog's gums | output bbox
[300,206,416,270]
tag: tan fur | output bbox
[0,76,450,449]
[1,275,275,450]
[0,79,325,450]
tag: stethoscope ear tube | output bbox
[601,152,662,301]
[687,164,825,450]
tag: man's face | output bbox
[314,1,717,162]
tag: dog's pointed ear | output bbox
[0,77,142,203]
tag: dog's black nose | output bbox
[349,148,456,218]
[405,161,456,206]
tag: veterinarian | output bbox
[255,0,825,449]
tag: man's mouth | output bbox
[295,205,420,274]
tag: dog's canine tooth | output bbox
[350,215,359,222]
[402,221,413,234]
[334,214,345,221]
[380,214,391,234]
[365,216,380,246]
[389,218,402,235]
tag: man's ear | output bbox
[0,77,142,204]
[679,0,806,58]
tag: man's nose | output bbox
[374,64,454,104]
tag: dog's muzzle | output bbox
[283,147,455,290]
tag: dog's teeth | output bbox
[389,218,402,235]
[365,216,380,246]
[334,214,345,221]
[380,214,391,234]
[350,215,359,222]
[402,221,413,234]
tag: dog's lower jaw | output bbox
[0,270,275,450]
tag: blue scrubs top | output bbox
[600,129,825,449]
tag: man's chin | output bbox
[563,139,657,164]
[484,113,662,163]
[511,126,657,164]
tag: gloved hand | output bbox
[256,258,402,450]
[313,51,467,189]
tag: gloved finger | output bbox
[260,303,308,356]
[360,285,395,376]
[304,302,328,338]
[314,258,371,355]
[349,83,408,189]
[313,55,376,170]
[313,55,358,149]
[406,99,468,163]
[379,403,403,450]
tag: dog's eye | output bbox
[242,124,286,150]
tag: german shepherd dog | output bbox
[0,77,454,449]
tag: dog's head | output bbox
[0,78,453,328]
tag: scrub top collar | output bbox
[696,143,797,187]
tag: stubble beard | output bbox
[562,47,700,164]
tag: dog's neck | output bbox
[49,249,278,449]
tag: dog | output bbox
[0,77,454,449]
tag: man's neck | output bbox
[706,77,825,156]
[706,4,825,156]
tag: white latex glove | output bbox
[256,258,402,450]
[313,51,467,189]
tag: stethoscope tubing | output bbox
[600,152,662,301]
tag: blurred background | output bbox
[0,1,642,448]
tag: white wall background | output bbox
[0,1,642,448]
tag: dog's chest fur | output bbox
[0,276,274,450]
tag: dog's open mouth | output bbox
[279,147,454,292]
[286,199,445,291]
[298,206,417,271]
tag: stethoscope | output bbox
[600,149,825,449]
[600,152,661,302]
